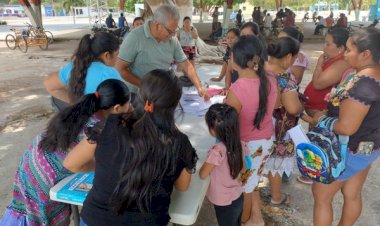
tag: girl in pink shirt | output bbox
[226,35,278,226]
[200,103,245,226]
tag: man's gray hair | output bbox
[153,4,180,25]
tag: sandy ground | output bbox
[0,38,379,226]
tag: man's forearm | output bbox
[121,69,141,87]
[116,60,141,87]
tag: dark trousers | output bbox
[314,24,326,35]
[214,194,243,226]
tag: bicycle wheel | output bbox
[17,37,28,53]
[44,31,54,44]
[39,34,49,50]
[6,34,17,50]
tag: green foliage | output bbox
[107,0,118,8]
[249,0,275,9]
[124,0,144,13]
[193,0,245,11]
[5,0,18,4]
[62,0,85,13]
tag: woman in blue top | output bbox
[44,31,121,110]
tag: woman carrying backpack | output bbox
[312,28,380,226]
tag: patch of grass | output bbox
[0,20,7,25]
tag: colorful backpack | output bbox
[296,127,349,184]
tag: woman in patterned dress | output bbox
[0,79,132,226]
[263,37,304,206]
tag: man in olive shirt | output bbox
[116,4,208,99]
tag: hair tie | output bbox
[144,100,154,113]
[94,91,100,99]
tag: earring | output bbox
[253,63,259,71]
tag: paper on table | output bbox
[179,94,224,116]
[287,125,310,147]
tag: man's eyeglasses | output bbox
[161,24,178,36]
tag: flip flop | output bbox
[270,193,291,206]
[297,175,313,185]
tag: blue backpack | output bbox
[296,127,349,184]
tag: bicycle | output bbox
[25,22,54,44]
[5,26,48,53]
[6,28,28,52]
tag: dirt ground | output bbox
[0,40,379,226]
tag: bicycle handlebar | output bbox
[24,22,42,29]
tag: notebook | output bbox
[54,172,94,205]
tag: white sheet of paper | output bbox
[287,125,310,146]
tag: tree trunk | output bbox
[358,0,363,9]
[119,0,125,11]
[18,0,43,28]
[176,0,193,27]
[72,7,76,24]
[222,1,232,36]
[199,0,203,22]
[275,0,280,10]
[143,1,153,19]
[351,0,360,20]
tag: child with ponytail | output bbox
[63,69,198,226]
[44,32,121,110]
[225,35,278,226]
[0,79,131,226]
[200,103,245,226]
[263,37,304,207]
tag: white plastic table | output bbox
[50,112,213,226]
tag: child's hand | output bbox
[317,54,326,66]
[198,86,210,101]
[311,110,327,126]
[300,112,314,124]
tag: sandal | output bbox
[297,175,313,185]
[270,193,291,206]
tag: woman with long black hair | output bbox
[0,79,131,225]
[44,32,121,110]
[263,37,304,208]
[225,35,278,226]
[64,69,198,226]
